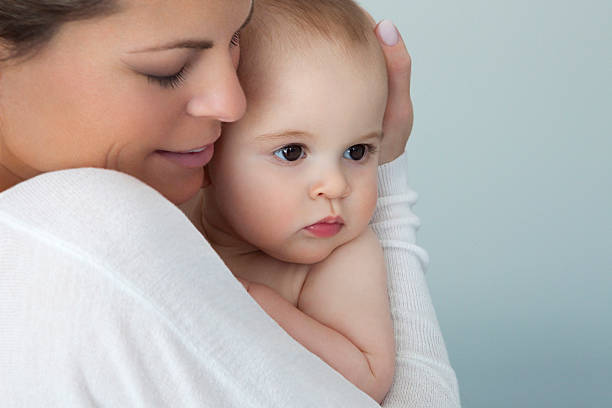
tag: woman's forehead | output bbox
[73,0,252,52]
[116,0,252,26]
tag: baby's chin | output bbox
[262,245,335,265]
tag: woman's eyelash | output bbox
[147,65,190,89]
[146,31,239,89]
[230,31,241,47]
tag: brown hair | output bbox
[0,0,120,61]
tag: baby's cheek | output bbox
[263,197,299,233]
[236,192,296,246]
[364,192,378,223]
[357,179,379,222]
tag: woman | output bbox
[0,0,459,406]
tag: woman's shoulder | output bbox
[0,167,174,222]
[1,168,198,247]
[0,167,226,291]
[0,167,239,339]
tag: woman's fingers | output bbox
[375,20,414,164]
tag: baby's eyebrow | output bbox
[254,130,383,143]
[254,130,314,142]
[359,131,384,141]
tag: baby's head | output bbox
[206,0,388,264]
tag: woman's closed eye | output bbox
[147,64,191,89]
[147,32,239,89]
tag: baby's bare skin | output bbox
[181,189,395,403]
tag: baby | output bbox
[185,0,394,403]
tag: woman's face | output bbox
[0,0,252,204]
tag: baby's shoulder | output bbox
[299,227,384,299]
[322,226,382,265]
[238,253,309,307]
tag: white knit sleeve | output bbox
[372,154,461,407]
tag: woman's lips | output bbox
[304,216,344,238]
[156,144,214,168]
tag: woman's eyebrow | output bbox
[130,40,214,53]
[129,0,254,54]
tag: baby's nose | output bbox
[309,166,351,200]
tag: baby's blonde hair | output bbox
[244,0,376,47]
[239,0,385,94]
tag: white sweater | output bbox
[0,154,460,407]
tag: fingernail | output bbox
[377,20,399,46]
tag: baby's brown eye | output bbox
[274,145,304,162]
[344,144,367,161]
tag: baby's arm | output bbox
[241,227,394,403]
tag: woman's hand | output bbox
[374,20,414,164]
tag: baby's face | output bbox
[208,42,388,264]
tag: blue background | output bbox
[360,1,611,406]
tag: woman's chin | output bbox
[151,170,204,206]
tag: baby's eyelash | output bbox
[147,64,191,89]
[364,144,378,154]
[342,143,379,162]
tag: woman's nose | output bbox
[186,55,246,123]
[309,165,351,200]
